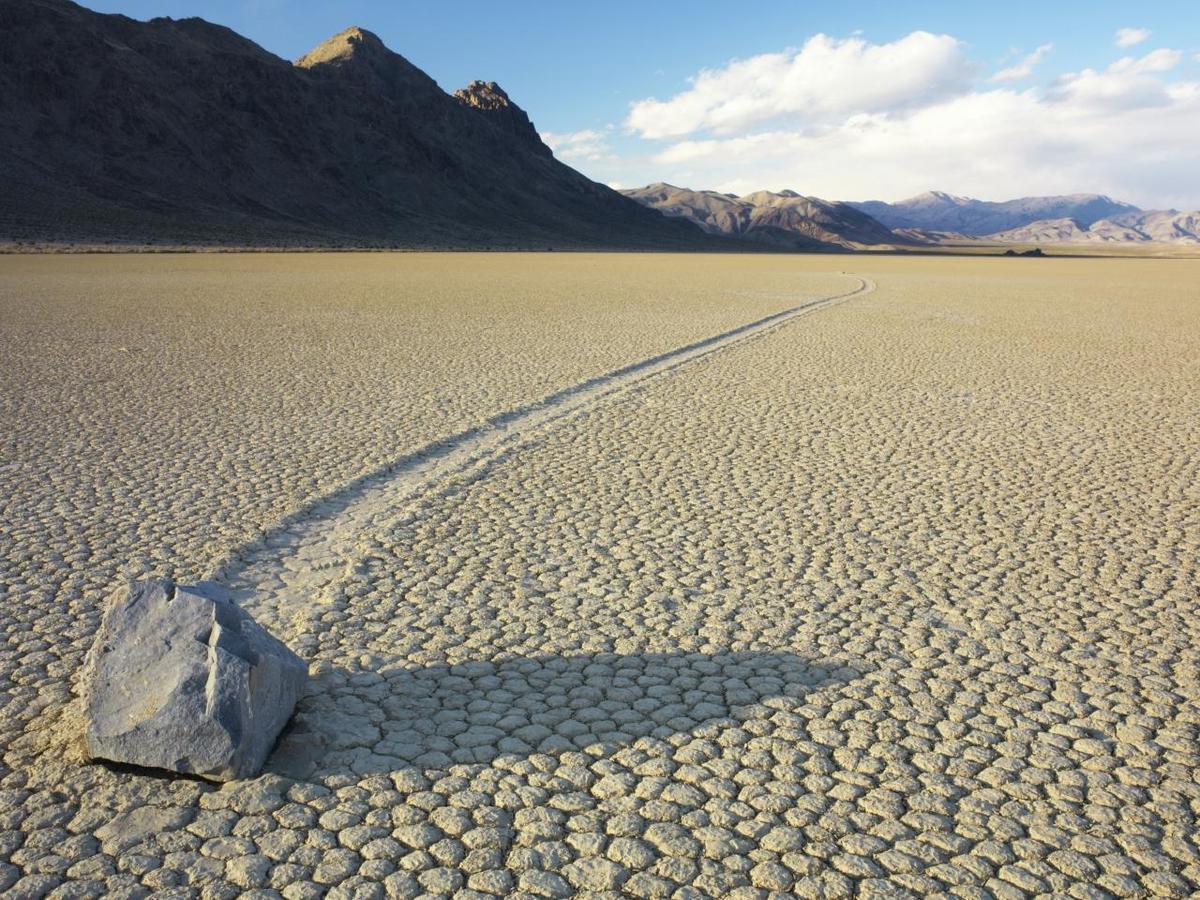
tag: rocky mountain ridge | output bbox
[0,0,713,249]
[620,183,908,250]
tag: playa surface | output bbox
[1,253,1198,898]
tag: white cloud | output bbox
[1120,48,1182,73]
[615,49,1200,208]
[1115,27,1151,48]
[626,32,974,139]
[990,43,1053,82]
[1051,49,1183,109]
[540,128,613,162]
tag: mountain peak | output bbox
[295,26,386,68]
[912,190,971,205]
[453,80,513,111]
[454,80,551,157]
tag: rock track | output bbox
[216,275,876,645]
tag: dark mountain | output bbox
[850,191,1140,236]
[0,1,713,248]
[621,184,908,250]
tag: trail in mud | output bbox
[216,275,876,640]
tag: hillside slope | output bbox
[0,1,711,248]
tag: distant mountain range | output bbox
[619,184,902,251]
[848,191,1140,235]
[985,210,1200,244]
[0,0,712,248]
[862,193,1200,245]
[623,186,1200,249]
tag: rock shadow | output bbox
[267,650,859,780]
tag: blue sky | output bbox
[87,1,1200,207]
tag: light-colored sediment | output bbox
[1,253,1198,898]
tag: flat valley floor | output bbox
[1,253,1198,898]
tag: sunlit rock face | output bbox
[81,579,307,781]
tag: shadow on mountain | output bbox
[0,0,728,250]
[267,650,861,780]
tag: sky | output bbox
[86,1,1200,208]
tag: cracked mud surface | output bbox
[1,254,1199,898]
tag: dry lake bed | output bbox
[1,253,1198,898]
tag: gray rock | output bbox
[81,579,307,781]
